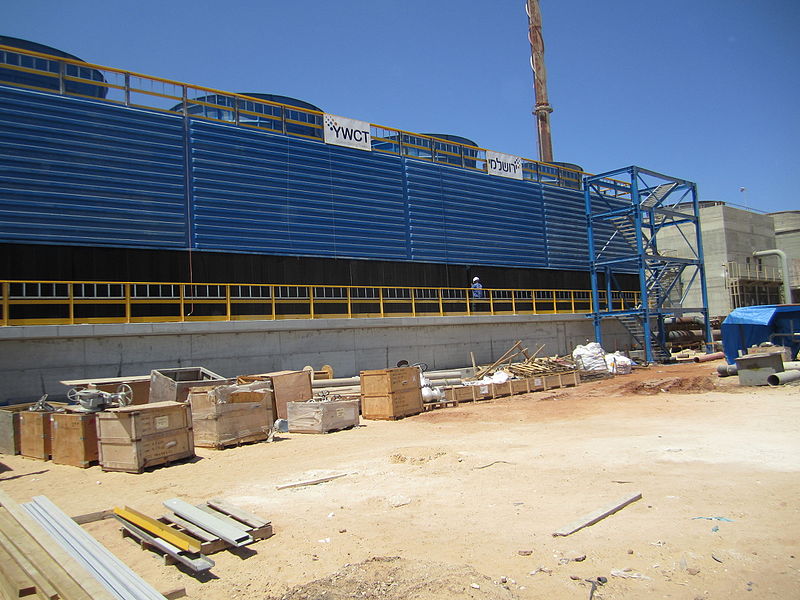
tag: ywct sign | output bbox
[486,150,523,180]
[323,114,372,151]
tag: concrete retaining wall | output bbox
[0,315,631,402]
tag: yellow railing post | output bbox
[68,283,74,324]
[466,288,472,316]
[411,288,416,317]
[124,283,131,323]
[570,291,575,313]
[511,290,516,315]
[309,287,315,319]
[347,287,352,318]
[1,282,8,326]
[532,290,537,314]
[379,288,385,318]
[438,289,444,316]
[489,289,494,314]
[225,284,231,321]
[271,286,276,320]
[179,284,185,321]
[551,289,557,313]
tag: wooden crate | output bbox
[237,370,312,420]
[543,371,580,389]
[61,375,151,405]
[362,388,423,420]
[0,402,66,455]
[510,379,532,394]
[529,377,545,392]
[287,400,359,433]
[443,385,478,403]
[471,383,493,400]
[189,386,273,449]
[360,367,420,396]
[96,401,194,473]
[491,381,513,398]
[149,367,228,403]
[19,411,52,460]
[51,412,98,468]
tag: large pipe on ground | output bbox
[718,361,800,378]
[693,351,725,363]
[767,370,800,386]
[311,369,470,389]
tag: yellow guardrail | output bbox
[0,280,640,326]
[0,43,633,194]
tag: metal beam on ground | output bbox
[163,498,253,547]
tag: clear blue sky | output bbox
[5,0,799,213]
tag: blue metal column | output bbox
[585,179,602,342]
[692,182,714,352]
[630,170,654,363]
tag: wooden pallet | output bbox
[422,400,460,412]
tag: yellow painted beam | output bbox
[114,506,202,553]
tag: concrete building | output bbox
[660,202,792,317]
[773,211,800,303]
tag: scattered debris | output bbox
[473,460,514,470]
[610,569,651,580]
[712,554,723,563]
[687,567,700,576]
[692,516,733,522]
[517,550,533,556]
[276,473,350,490]
[553,492,643,536]
[388,496,411,508]
[529,567,552,576]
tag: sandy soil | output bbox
[2,359,799,600]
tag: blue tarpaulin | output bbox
[721,305,800,364]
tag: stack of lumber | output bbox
[0,490,164,600]
[503,356,577,378]
[473,340,577,380]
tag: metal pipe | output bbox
[767,370,800,386]
[753,249,791,304]
[693,351,725,363]
[716,364,738,377]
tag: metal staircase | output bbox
[615,314,671,362]
[585,167,712,363]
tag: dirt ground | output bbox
[2,359,799,600]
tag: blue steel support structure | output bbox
[585,166,713,362]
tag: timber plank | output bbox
[552,492,643,537]
[0,511,63,600]
[0,491,111,600]
[0,540,37,598]
[207,498,268,528]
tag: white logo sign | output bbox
[486,150,523,180]
[323,113,372,151]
